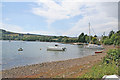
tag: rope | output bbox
[90,25,96,35]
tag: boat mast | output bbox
[89,22,91,43]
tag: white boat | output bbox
[102,75,119,80]
[86,44,104,49]
[47,46,66,51]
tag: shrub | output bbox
[79,49,119,78]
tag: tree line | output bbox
[1,29,120,45]
[1,29,78,43]
[101,30,120,45]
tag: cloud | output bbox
[62,2,118,37]
[32,0,118,25]
[1,0,119,2]
[4,18,11,21]
[32,0,86,25]
[1,1,118,37]
[1,23,24,33]
[32,1,118,36]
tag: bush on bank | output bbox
[79,49,119,78]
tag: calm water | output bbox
[2,40,97,70]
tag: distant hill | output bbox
[0,29,42,36]
[0,29,78,43]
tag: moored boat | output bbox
[85,22,104,49]
[18,48,23,51]
[95,50,103,53]
[86,44,104,49]
[47,46,66,51]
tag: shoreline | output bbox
[1,55,94,71]
[2,52,107,78]
[1,40,85,45]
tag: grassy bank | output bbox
[79,49,119,78]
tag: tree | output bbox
[103,38,112,45]
[116,30,120,34]
[109,30,115,38]
[91,37,97,44]
[78,33,85,43]
[94,35,97,37]
[102,30,120,45]
[63,38,68,43]
[85,35,89,43]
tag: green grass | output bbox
[79,49,119,78]
[79,61,118,78]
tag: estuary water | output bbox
[2,40,97,70]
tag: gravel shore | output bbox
[2,45,115,78]
[2,53,106,78]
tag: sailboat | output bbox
[85,23,104,49]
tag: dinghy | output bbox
[18,48,23,51]
[95,50,103,53]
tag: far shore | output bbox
[2,45,116,78]
[1,40,86,46]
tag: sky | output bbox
[1,0,119,37]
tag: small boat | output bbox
[86,44,104,49]
[73,43,84,45]
[18,48,23,51]
[102,75,119,79]
[55,44,58,46]
[95,50,103,53]
[47,44,66,51]
[47,47,66,51]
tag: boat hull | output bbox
[85,44,104,49]
[47,47,66,51]
[86,47,104,49]
[95,51,102,53]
